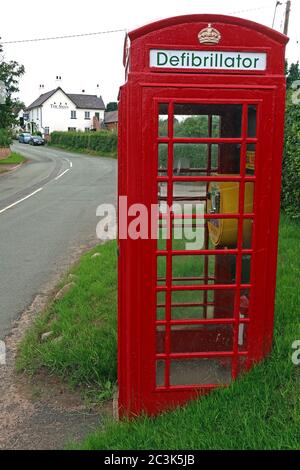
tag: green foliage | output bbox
[0,128,12,147]
[158,116,220,172]
[70,215,300,450]
[281,91,300,218]
[106,102,118,112]
[0,152,25,165]
[17,241,117,393]
[0,60,25,128]
[286,61,300,89]
[49,130,117,157]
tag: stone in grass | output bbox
[68,273,79,282]
[41,331,54,342]
[91,253,101,259]
[52,336,63,344]
[55,282,76,300]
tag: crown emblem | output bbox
[198,24,221,45]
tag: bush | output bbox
[49,130,117,156]
[0,128,12,147]
[281,92,300,218]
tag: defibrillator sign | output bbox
[150,49,267,71]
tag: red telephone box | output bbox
[118,14,288,417]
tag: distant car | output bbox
[18,132,32,144]
[29,135,45,146]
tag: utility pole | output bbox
[283,0,291,36]
[272,1,282,28]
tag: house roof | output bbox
[26,87,105,111]
[68,93,105,110]
[104,110,118,124]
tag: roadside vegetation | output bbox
[17,215,300,449]
[48,130,117,158]
[0,152,26,166]
[17,241,117,400]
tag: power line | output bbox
[2,28,126,45]
[228,5,273,15]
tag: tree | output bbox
[286,61,300,89]
[0,58,25,129]
[106,102,118,112]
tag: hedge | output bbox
[49,131,117,157]
[281,92,300,219]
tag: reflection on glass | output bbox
[158,143,168,175]
[248,105,257,137]
[173,103,242,138]
[158,103,168,137]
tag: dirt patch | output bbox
[0,163,22,175]
[0,241,112,450]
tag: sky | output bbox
[1,0,299,107]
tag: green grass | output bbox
[16,241,117,398]
[0,152,26,165]
[17,214,300,449]
[72,213,299,450]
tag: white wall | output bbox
[28,89,104,133]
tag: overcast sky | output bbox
[1,0,299,107]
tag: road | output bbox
[0,143,117,339]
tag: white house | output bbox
[25,87,105,135]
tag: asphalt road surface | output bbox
[0,143,117,339]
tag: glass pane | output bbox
[241,255,251,284]
[172,254,237,286]
[157,291,165,320]
[173,181,205,202]
[158,143,168,175]
[173,143,241,176]
[246,145,256,175]
[173,143,208,176]
[172,216,205,251]
[207,217,253,249]
[158,182,168,210]
[158,103,168,137]
[157,256,166,286]
[170,358,232,386]
[238,323,249,352]
[171,289,236,320]
[173,103,242,138]
[174,104,209,138]
[156,360,165,387]
[157,218,168,250]
[169,324,233,353]
[247,105,257,137]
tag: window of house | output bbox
[85,127,90,132]
[85,111,90,120]
[44,127,50,135]
[68,127,76,132]
[71,110,77,119]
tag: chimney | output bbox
[96,83,100,97]
[55,75,62,87]
[82,89,85,93]
[39,84,45,94]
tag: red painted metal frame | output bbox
[118,15,288,418]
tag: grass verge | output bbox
[17,241,117,400]
[74,214,300,450]
[0,152,26,165]
[17,214,300,449]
